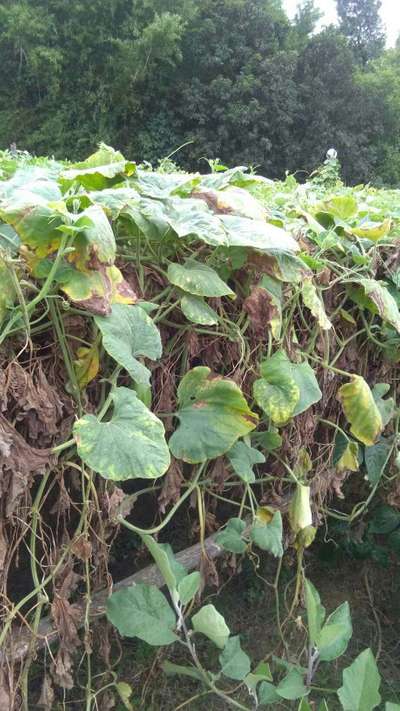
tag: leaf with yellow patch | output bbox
[337,375,383,446]
[301,278,332,330]
[74,342,100,389]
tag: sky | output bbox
[283,0,400,47]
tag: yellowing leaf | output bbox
[289,484,312,535]
[336,440,359,472]
[74,343,100,389]
[0,258,16,326]
[352,218,391,241]
[337,375,383,446]
[301,278,332,330]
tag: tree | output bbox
[336,0,385,63]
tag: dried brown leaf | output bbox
[158,460,184,514]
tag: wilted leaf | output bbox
[192,604,230,649]
[352,218,391,241]
[289,484,313,535]
[169,367,258,463]
[357,279,400,334]
[333,433,360,472]
[106,583,177,645]
[74,387,170,480]
[337,375,383,446]
[95,304,161,386]
[301,278,332,330]
[73,342,100,389]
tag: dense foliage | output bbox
[1,144,400,708]
[0,0,399,185]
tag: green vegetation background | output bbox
[1,0,399,186]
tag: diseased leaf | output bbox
[337,375,383,446]
[219,636,251,681]
[338,648,381,711]
[333,433,360,473]
[254,351,321,426]
[106,583,177,646]
[180,294,218,325]
[167,259,234,297]
[192,604,230,649]
[301,278,332,330]
[73,342,100,390]
[352,218,391,241]
[357,279,400,334]
[227,441,265,483]
[73,387,170,480]
[169,367,258,463]
[95,304,162,386]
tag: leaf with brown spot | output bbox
[158,460,184,514]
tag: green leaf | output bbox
[161,661,203,681]
[219,636,251,681]
[95,304,162,386]
[177,572,201,605]
[338,648,381,711]
[220,214,299,252]
[115,681,134,711]
[386,703,400,710]
[305,579,326,648]
[369,505,400,534]
[258,681,280,705]
[168,259,234,297]
[318,602,352,661]
[337,375,383,446]
[140,535,180,593]
[192,604,230,649]
[277,669,308,700]
[61,144,135,190]
[318,702,330,711]
[0,259,16,326]
[372,384,395,427]
[106,583,177,646]
[254,351,321,426]
[250,511,283,557]
[323,195,358,221]
[357,279,400,334]
[244,662,273,692]
[215,518,247,554]
[73,387,170,480]
[169,367,258,463]
[365,438,393,485]
[227,441,265,483]
[180,294,218,325]
[0,223,20,254]
[302,278,332,330]
[253,430,282,451]
[298,701,313,711]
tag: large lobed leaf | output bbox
[169,367,258,463]
[73,387,170,480]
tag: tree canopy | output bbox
[0,0,398,185]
